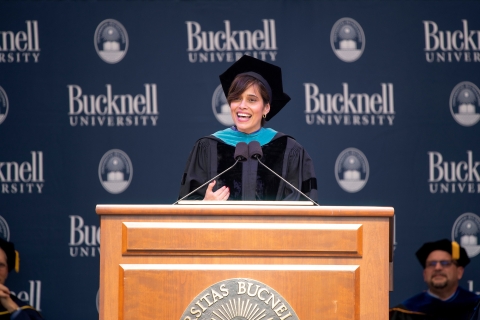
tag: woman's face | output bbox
[230,84,270,134]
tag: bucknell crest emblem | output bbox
[98,149,133,194]
[212,85,234,126]
[335,148,369,193]
[94,19,129,64]
[0,86,9,125]
[449,82,480,127]
[331,18,365,62]
[452,212,480,258]
[180,278,299,320]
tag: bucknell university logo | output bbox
[0,21,40,63]
[180,278,299,320]
[335,148,369,193]
[304,83,395,126]
[186,20,278,63]
[1,151,45,194]
[98,149,132,194]
[212,85,234,126]
[94,19,128,64]
[69,215,100,258]
[449,82,480,127]
[0,86,8,125]
[331,18,365,62]
[423,20,480,63]
[452,212,480,258]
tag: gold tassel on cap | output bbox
[14,250,19,273]
[451,241,460,260]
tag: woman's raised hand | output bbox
[203,180,230,201]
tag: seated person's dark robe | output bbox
[0,294,44,320]
[389,287,480,320]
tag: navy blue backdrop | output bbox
[1,0,479,318]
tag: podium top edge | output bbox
[95,204,394,217]
[178,200,315,206]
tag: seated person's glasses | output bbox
[425,260,457,268]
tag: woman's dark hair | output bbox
[227,74,270,126]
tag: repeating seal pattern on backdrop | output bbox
[94,19,129,64]
[452,212,480,258]
[0,216,10,241]
[98,149,133,194]
[335,148,369,193]
[449,81,480,127]
[331,18,365,63]
[180,278,299,320]
[0,86,9,125]
[212,84,234,126]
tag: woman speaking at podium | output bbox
[178,55,317,202]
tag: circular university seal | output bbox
[0,216,11,241]
[180,278,299,320]
[212,84,234,126]
[449,81,480,127]
[98,149,133,194]
[452,212,480,258]
[0,86,9,125]
[94,19,129,64]
[96,289,99,312]
[335,147,369,193]
[330,18,365,63]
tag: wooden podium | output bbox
[96,204,394,320]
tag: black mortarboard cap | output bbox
[0,238,19,272]
[219,55,291,121]
[415,238,470,268]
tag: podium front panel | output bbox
[119,264,360,320]
[97,205,393,320]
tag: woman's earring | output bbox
[263,114,266,119]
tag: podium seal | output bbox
[180,278,299,320]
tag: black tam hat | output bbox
[0,238,19,272]
[219,55,290,121]
[415,238,470,268]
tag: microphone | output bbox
[173,142,248,204]
[248,141,320,206]
[233,141,248,162]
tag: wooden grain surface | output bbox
[97,204,393,217]
[122,222,362,256]
[120,265,360,320]
[97,205,393,320]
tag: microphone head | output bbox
[234,142,248,162]
[248,141,263,159]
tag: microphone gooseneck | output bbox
[173,142,248,205]
[248,141,320,206]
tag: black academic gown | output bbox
[471,300,480,320]
[179,133,317,201]
[0,295,44,320]
[389,287,480,320]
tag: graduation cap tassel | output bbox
[451,241,460,260]
[14,250,19,273]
